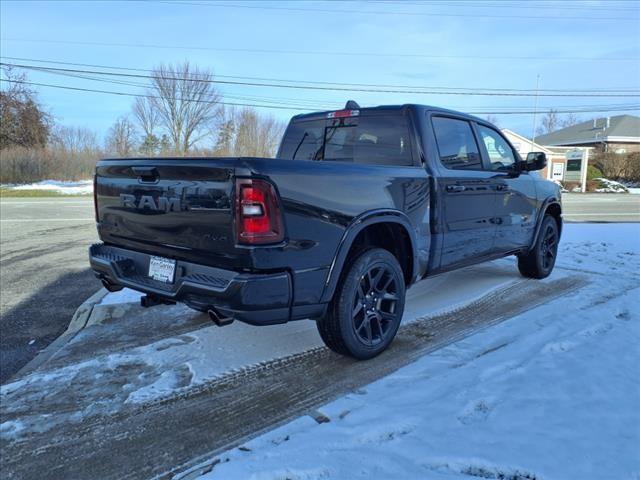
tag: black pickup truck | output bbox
[90,102,562,359]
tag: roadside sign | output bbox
[564,149,589,192]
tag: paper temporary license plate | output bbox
[148,256,176,283]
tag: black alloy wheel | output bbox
[317,248,406,359]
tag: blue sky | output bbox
[1,0,639,143]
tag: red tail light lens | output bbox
[236,179,284,245]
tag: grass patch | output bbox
[0,187,92,198]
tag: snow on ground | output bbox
[1,224,639,478]
[0,260,523,440]
[194,224,640,480]
[3,180,93,195]
[629,188,640,195]
[98,287,142,305]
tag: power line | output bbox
[8,64,635,112]
[16,63,639,110]
[155,0,636,21]
[8,65,340,110]
[0,78,313,111]
[366,0,639,12]
[2,78,639,116]
[3,56,639,93]
[28,69,640,111]
[3,38,639,63]
[4,62,640,98]
[366,0,640,12]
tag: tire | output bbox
[317,248,406,359]
[518,215,559,279]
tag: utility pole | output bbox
[531,74,540,146]
[531,74,544,177]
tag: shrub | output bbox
[592,151,640,182]
[587,165,603,181]
[0,146,99,184]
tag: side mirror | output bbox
[523,152,547,171]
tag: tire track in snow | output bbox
[1,275,588,480]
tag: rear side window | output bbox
[278,113,414,166]
[432,117,483,170]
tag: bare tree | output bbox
[106,117,138,157]
[233,108,284,157]
[145,62,220,155]
[133,96,159,137]
[50,125,99,157]
[484,115,499,127]
[536,109,559,136]
[561,113,580,128]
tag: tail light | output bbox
[93,174,99,222]
[235,178,284,245]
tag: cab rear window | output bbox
[278,113,414,166]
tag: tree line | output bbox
[0,62,284,184]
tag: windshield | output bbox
[278,113,414,166]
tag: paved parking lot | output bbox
[0,198,98,383]
[0,193,637,383]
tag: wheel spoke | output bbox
[365,270,374,291]
[373,314,384,338]
[379,274,394,293]
[351,261,402,346]
[380,311,396,322]
[371,267,385,291]
[363,318,373,344]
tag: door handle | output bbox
[495,184,509,191]
[132,166,159,182]
[446,185,466,193]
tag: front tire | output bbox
[317,248,406,359]
[518,215,559,279]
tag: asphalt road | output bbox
[0,198,98,383]
[0,193,637,384]
[562,193,640,222]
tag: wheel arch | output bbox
[320,210,418,303]
[529,198,562,251]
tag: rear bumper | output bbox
[89,243,299,325]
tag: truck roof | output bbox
[291,103,487,125]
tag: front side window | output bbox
[278,113,414,166]
[476,125,516,171]
[432,117,482,170]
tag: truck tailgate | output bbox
[95,158,240,268]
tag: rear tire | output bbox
[317,248,405,359]
[518,215,559,279]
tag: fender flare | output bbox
[529,197,562,251]
[320,209,419,303]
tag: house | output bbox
[501,128,573,180]
[534,115,640,154]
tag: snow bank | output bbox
[593,178,629,193]
[4,180,93,195]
